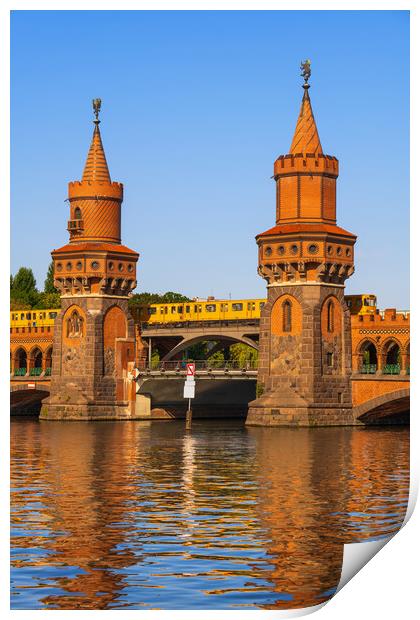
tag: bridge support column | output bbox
[247,285,356,427]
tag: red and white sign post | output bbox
[183,363,196,429]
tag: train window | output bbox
[178,306,183,313]
[232,303,243,311]
[185,305,190,313]
[171,306,177,314]
[26,313,31,320]
[206,304,216,312]
[148,307,157,314]
[364,298,375,306]
[164,307,168,314]
[198,305,202,313]
[160,307,164,314]
[20,313,24,320]
[247,302,256,311]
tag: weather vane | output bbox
[92,98,102,122]
[300,60,311,85]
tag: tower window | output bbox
[74,207,82,219]
[265,246,272,257]
[91,261,99,270]
[277,245,285,255]
[290,244,299,255]
[327,301,334,332]
[66,262,72,271]
[282,300,292,332]
[308,244,318,254]
[76,261,83,271]
[327,352,334,367]
[336,246,342,255]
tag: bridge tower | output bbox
[247,64,357,426]
[40,100,139,420]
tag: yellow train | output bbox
[344,294,377,316]
[9,294,377,329]
[10,309,60,329]
[130,299,267,324]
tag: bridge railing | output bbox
[141,359,258,372]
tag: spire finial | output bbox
[92,98,102,124]
[300,59,311,90]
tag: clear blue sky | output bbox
[11,10,409,309]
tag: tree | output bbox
[44,261,57,294]
[161,291,190,303]
[10,267,39,308]
[129,291,191,311]
[34,291,61,309]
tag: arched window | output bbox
[283,300,292,332]
[74,207,82,220]
[327,301,334,333]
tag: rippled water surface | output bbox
[11,419,409,610]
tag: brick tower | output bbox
[40,100,139,420]
[247,63,357,426]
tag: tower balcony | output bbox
[67,219,84,233]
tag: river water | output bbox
[10,418,409,610]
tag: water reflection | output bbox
[11,419,409,610]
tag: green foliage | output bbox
[44,261,58,294]
[256,382,265,398]
[229,343,258,366]
[129,291,191,308]
[33,292,61,309]
[10,267,39,308]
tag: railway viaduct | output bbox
[10,308,410,424]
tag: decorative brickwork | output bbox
[247,74,357,426]
[40,105,139,420]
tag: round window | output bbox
[308,244,318,254]
[128,264,134,272]
[336,247,342,256]
[56,263,63,272]
[345,248,351,257]
[108,261,114,270]
[291,244,298,255]
[277,245,285,255]
[91,261,100,270]
[118,263,124,272]
[327,245,333,255]
[264,247,272,257]
[66,262,72,271]
[76,261,83,271]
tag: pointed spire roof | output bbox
[289,85,323,156]
[82,120,111,183]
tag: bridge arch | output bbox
[354,388,410,425]
[379,337,402,373]
[10,384,50,416]
[12,347,28,375]
[28,345,43,373]
[161,334,259,362]
[356,338,378,372]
